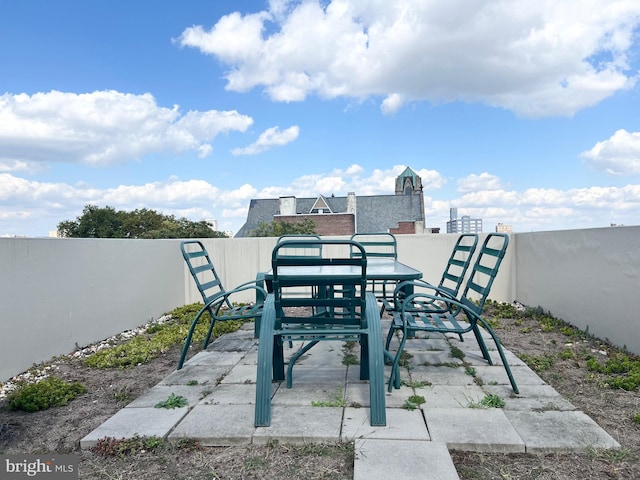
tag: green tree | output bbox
[57,205,228,239]
[58,205,125,238]
[250,218,317,237]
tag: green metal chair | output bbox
[381,233,478,318]
[350,232,398,307]
[275,234,322,257]
[177,240,266,370]
[385,233,518,394]
[255,239,386,427]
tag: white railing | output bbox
[1,226,638,382]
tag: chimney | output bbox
[279,196,296,215]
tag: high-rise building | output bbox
[496,223,512,233]
[446,208,482,233]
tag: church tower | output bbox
[395,166,423,195]
[394,167,425,228]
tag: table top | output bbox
[263,258,422,281]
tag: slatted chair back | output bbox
[275,234,323,260]
[181,240,230,311]
[350,232,397,259]
[383,233,478,314]
[177,240,265,369]
[271,239,367,328]
[350,233,398,304]
[458,233,509,315]
[437,233,479,298]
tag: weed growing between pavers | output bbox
[403,394,426,410]
[311,388,345,407]
[401,379,432,388]
[468,394,505,409]
[341,341,359,366]
[154,393,188,409]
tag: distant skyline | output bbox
[1,0,640,237]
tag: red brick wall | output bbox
[390,222,416,235]
[276,214,355,236]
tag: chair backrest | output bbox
[437,234,478,298]
[180,240,227,306]
[275,234,323,259]
[271,239,368,325]
[350,233,397,259]
[459,233,509,315]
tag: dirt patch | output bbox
[451,305,640,479]
[1,306,639,479]
[0,344,353,480]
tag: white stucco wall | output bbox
[0,238,185,382]
[515,226,640,354]
[1,228,637,382]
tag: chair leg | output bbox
[202,315,217,350]
[359,334,370,381]
[365,294,386,426]
[177,303,211,370]
[384,321,397,351]
[479,319,520,394]
[255,298,276,427]
[471,322,492,364]
[388,331,407,392]
[286,340,318,387]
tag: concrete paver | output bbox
[125,384,211,408]
[159,365,231,386]
[80,406,188,449]
[342,407,430,442]
[424,407,526,453]
[504,410,621,453]
[354,439,459,480]
[169,404,255,446]
[252,405,343,445]
[484,384,576,411]
[415,384,486,408]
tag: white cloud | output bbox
[580,129,640,175]
[345,164,364,176]
[0,91,253,168]
[179,0,640,117]
[381,94,405,115]
[457,173,502,193]
[231,125,300,156]
[4,167,640,237]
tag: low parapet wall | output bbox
[1,227,638,382]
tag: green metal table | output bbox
[261,257,423,290]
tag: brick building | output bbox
[235,167,435,237]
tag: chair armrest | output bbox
[389,279,453,311]
[399,292,478,323]
[204,282,267,319]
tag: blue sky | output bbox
[1,0,640,237]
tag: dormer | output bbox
[310,195,333,214]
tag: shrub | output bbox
[84,303,244,369]
[7,376,86,412]
[586,352,640,391]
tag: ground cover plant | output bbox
[0,300,639,479]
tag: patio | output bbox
[80,317,619,480]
